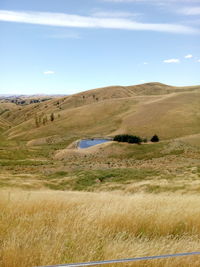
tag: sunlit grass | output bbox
[1,190,200,267]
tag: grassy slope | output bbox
[0,137,199,193]
[0,82,199,192]
[6,97,135,140]
[4,89,200,141]
[1,83,200,266]
[0,118,11,132]
[0,82,200,193]
[0,102,18,131]
[116,91,200,139]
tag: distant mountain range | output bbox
[0,94,68,98]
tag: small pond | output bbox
[79,139,112,149]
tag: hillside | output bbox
[0,82,200,194]
[0,101,18,131]
[0,82,199,142]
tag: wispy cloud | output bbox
[143,62,148,64]
[0,10,198,34]
[179,7,200,15]
[43,70,55,75]
[163,59,180,63]
[184,54,193,58]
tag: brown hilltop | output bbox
[60,82,200,108]
[0,82,200,141]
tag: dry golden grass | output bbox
[1,83,200,141]
[0,102,18,112]
[178,134,200,148]
[1,83,200,267]
[116,91,200,139]
[1,190,200,267]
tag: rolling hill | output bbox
[1,82,200,267]
[0,82,200,142]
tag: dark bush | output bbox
[151,134,159,142]
[114,134,128,142]
[114,134,142,144]
[127,135,142,144]
[50,113,55,122]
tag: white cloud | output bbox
[184,54,193,58]
[43,70,55,75]
[143,62,148,64]
[0,10,198,34]
[163,59,180,63]
[198,59,200,62]
[179,7,200,15]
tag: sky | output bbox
[0,0,200,95]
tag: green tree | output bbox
[50,113,55,122]
[151,134,159,142]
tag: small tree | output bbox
[50,113,55,122]
[35,115,40,127]
[151,134,159,142]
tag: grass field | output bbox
[1,190,200,267]
[0,137,199,193]
[1,83,200,266]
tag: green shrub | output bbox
[151,135,159,142]
[114,134,142,144]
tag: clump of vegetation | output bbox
[50,113,55,122]
[34,112,56,127]
[114,134,142,144]
[151,134,160,142]
[114,134,160,144]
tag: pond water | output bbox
[79,139,111,149]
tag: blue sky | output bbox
[0,0,200,95]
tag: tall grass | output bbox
[1,191,200,266]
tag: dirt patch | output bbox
[55,141,114,160]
